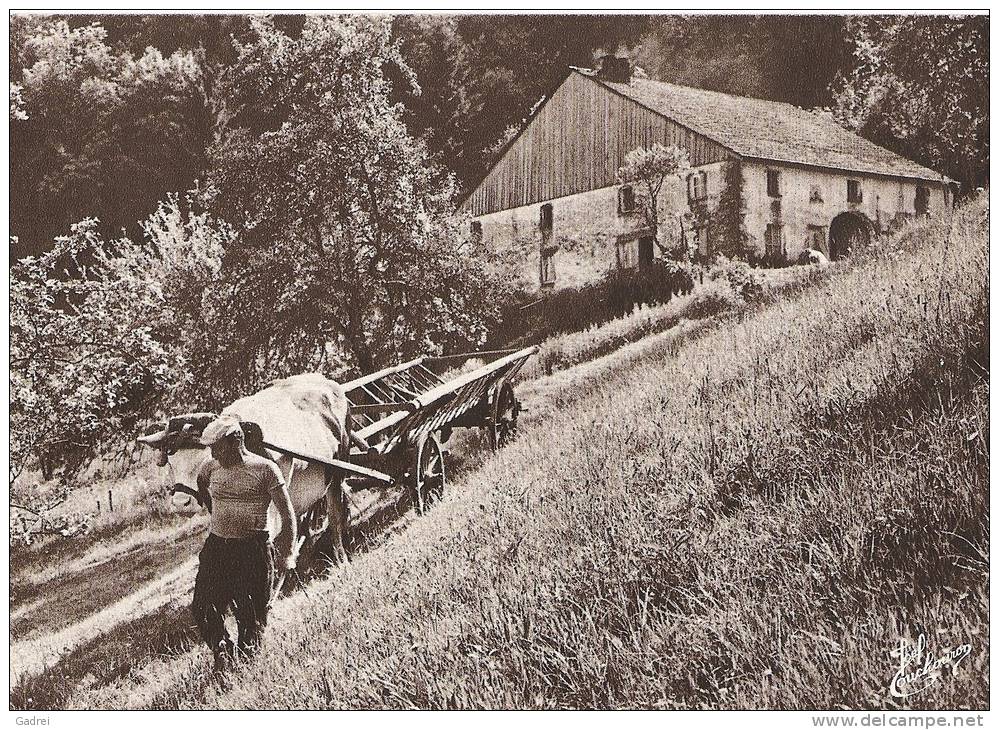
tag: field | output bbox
[9,195,989,709]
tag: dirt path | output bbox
[9,522,206,703]
[11,523,204,640]
[8,482,416,708]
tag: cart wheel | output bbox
[489,383,519,452]
[409,434,446,514]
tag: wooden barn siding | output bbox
[465,72,734,217]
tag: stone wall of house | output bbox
[740,161,951,261]
[473,161,729,291]
[473,159,951,291]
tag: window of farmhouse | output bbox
[540,203,554,234]
[618,185,636,214]
[539,203,556,286]
[639,237,654,269]
[687,171,708,203]
[696,225,709,257]
[807,225,827,253]
[847,179,863,204]
[616,239,637,269]
[766,169,781,198]
[765,223,784,258]
[915,186,930,215]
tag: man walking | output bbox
[192,415,297,671]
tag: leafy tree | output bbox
[10,19,206,258]
[200,16,505,401]
[9,82,27,120]
[391,14,648,186]
[617,144,691,255]
[10,199,229,494]
[388,15,474,176]
[633,15,850,109]
[832,15,988,187]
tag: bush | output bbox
[685,278,744,319]
[495,259,698,345]
[609,258,696,313]
[708,256,766,302]
[9,199,228,503]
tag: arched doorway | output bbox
[829,212,873,260]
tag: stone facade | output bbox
[740,161,951,262]
[474,161,728,292]
[473,160,951,292]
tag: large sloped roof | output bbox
[580,69,947,183]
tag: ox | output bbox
[798,248,831,267]
[138,373,351,567]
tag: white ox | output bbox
[138,373,351,562]
[799,248,831,267]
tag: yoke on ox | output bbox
[137,347,537,591]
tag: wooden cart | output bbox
[263,346,537,516]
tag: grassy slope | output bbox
[519,265,822,381]
[65,196,988,710]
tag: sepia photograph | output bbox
[7,9,990,715]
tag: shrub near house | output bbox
[496,258,697,345]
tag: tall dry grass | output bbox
[66,194,987,710]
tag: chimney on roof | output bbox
[596,55,633,83]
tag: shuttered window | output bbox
[697,226,710,257]
[807,225,827,253]
[540,203,556,285]
[618,185,636,214]
[616,239,637,269]
[765,223,784,259]
[767,169,781,198]
[541,248,557,285]
[915,186,930,215]
[687,171,708,203]
[847,179,863,204]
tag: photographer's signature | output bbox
[890,634,972,698]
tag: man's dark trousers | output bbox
[192,532,274,663]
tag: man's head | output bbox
[199,415,245,467]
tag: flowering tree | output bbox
[617,143,691,255]
[10,200,229,506]
[200,16,505,401]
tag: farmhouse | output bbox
[460,57,953,291]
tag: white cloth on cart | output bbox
[223,373,348,517]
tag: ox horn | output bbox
[137,422,169,446]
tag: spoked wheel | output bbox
[409,434,446,514]
[272,498,330,602]
[488,383,520,452]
